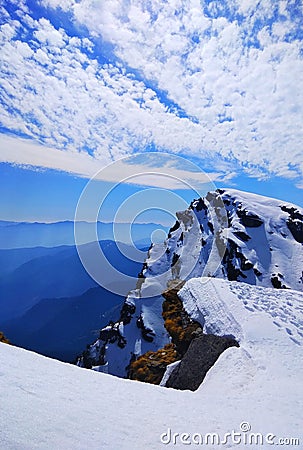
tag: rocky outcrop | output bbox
[166,331,239,391]
[136,314,155,342]
[129,286,202,384]
[77,302,136,368]
[271,273,288,289]
[237,208,263,227]
[281,205,303,243]
[76,188,303,376]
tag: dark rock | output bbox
[208,221,214,233]
[120,302,136,325]
[280,205,303,220]
[280,205,303,243]
[271,275,288,289]
[237,209,263,227]
[192,198,208,212]
[166,334,239,391]
[141,329,155,342]
[137,262,147,280]
[99,327,117,342]
[286,219,303,243]
[136,314,155,342]
[253,267,262,277]
[241,259,254,271]
[217,188,225,195]
[168,221,180,238]
[222,240,247,281]
[117,335,127,348]
[171,252,180,267]
[234,231,251,242]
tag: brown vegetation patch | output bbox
[128,343,178,384]
[129,286,203,385]
[0,331,10,344]
[162,288,202,355]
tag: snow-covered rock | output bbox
[78,189,303,377]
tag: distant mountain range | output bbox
[0,220,168,249]
[2,286,123,362]
[0,240,148,321]
[0,238,149,361]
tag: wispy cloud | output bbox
[0,134,226,189]
[0,134,106,175]
[0,0,302,184]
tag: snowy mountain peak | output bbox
[77,189,303,380]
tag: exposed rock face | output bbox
[128,286,202,384]
[166,332,239,391]
[281,205,303,243]
[237,208,263,227]
[271,273,288,289]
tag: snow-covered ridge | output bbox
[179,278,303,349]
[78,188,303,377]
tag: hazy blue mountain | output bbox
[0,245,72,278]
[2,286,123,362]
[0,240,148,322]
[0,220,168,249]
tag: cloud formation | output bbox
[0,134,226,190]
[0,0,302,182]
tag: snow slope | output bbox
[1,278,302,449]
[80,189,303,376]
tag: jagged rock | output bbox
[207,221,214,233]
[271,274,288,289]
[99,326,117,342]
[169,220,180,232]
[237,209,263,227]
[241,259,254,271]
[233,231,251,242]
[165,334,239,391]
[223,240,247,281]
[120,302,136,325]
[286,219,303,243]
[191,198,208,212]
[253,267,262,277]
[171,252,180,267]
[280,205,303,243]
[136,315,155,342]
[167,220,180,238]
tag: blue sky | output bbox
[0,0,302,224]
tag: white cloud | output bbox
[0,0,303,184]
[0,134,107,176]
[0,134,224,190]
